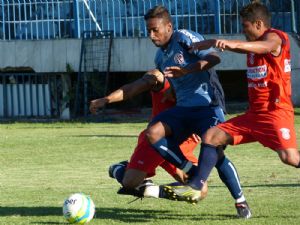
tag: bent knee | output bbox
[202,127,232,146]
[145,122,166,144]
[122,170,147,189]
[277,149,300,167]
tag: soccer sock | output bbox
[151,137,193,173]
[143,185,160,198]
[188,143,218,190]
[215,156,245,201]
[111,164,126,184]
[144,182,183,199]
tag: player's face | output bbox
[241,18,262,41]
[146,18,173,48]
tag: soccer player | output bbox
[143,6,251,218]
[165,1,300,213]
[90,69,207,199]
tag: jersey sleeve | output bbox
[176,29,217,59]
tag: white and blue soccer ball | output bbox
[63,193,95,224]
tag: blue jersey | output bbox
[155,29,224,109]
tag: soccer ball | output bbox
[63,193,95,224]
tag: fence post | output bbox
[1,0,5,40]
[291,0,297,33]
[73,0,80,38]
[214,0,221,34]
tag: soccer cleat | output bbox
[235,201,252,219]
[117,179,154,198]
[162,185,201,204]
[108,160,128,178]
[117,187,143,198]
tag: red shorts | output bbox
[217,109,297,150]
[127,130,198,177]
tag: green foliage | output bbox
[0,110,300,225]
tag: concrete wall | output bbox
[0,34,299,105]
[0,35,247,72]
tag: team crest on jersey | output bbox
[279,128,291,140]
[247,65,267,80]
[249,53,255,65]
[174,53,185,65]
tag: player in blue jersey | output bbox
[143,6,251,218]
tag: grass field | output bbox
[1,109,300,225]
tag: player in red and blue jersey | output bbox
[166,2,299,217]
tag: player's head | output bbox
[239,1,271,41]
[144,6,173,48]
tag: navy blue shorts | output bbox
[149,106,225,144]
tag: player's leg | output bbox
[215,149,251,218]
[108,160,129,183]
[276,148,300,167]
[165,111,253,218]
[146,107,195,174]
[110,130,192,199]
[108,130,158,186]
[254,110,299,168]
[122,169,148,189]
[186,108,234,191]
[168,126,231,200]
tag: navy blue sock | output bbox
[151,137,193,172]
[111,164,126,184]
[215,156,243,200]
[188,143,218,190]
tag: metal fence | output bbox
[0,73,67,118]
[1,0,299,40]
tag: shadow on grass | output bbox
[0,206,61,216]
[32,222,68,225]
[242,183,300,188]
[2,206,300,223]
[95,207,237,222]
[0,206,236,222]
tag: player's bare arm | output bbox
[189,32,281,55]
[90,69,164,114]
[164,52,221,78]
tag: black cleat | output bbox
[117,187,144,198]
[235,201,252,219]
[117,179,154,198]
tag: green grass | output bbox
[0,109,300,225]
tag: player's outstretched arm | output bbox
[189,33,281,55]
[89,69,164,114]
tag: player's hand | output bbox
[147,69,162,76]
[89,98,107,114]
[191,134,201,143]
[214,39,238,51]
[164,66,188,78]
[174,168,189,184]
